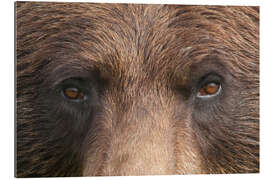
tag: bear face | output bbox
[16,2,259,177]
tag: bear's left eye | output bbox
[198,82,221,97]
[196,74,222,98]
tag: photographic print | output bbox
[15,1,259,177]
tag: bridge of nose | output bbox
[102,96,177,176]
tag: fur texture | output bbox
[16,2,259,177]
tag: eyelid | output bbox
[60,77,89,88]
[199,73,222,84]
[50,72,91,88]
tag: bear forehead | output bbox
[18,3,257,85]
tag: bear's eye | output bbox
[58,78,89,102]
[62,87,86,101]
[197,81,221,98]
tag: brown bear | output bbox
[16,2,259,177]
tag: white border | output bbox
[1,0,269,180]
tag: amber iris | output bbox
[199,82,220,96]
[63,87,85,100]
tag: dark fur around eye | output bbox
[174,72,223,101]
[45,77,101,132]
[54,77,100,110]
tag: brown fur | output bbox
[16,2,259,177]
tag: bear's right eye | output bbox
[62,87,87,101]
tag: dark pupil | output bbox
[64,87,84,100]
